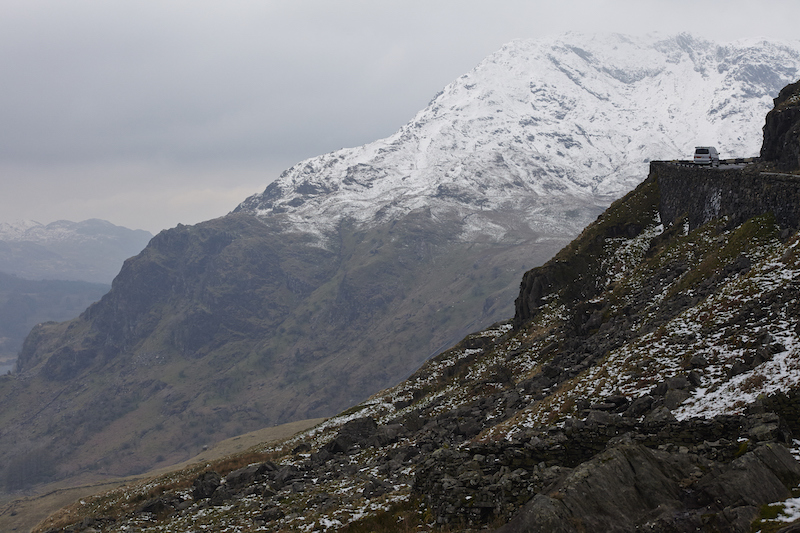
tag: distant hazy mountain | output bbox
[4,34,800,491]
[0,272,108,367]
[0,219,152,284]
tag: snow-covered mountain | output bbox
[235,33,800,240]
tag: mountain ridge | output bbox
[234,33,800,242]
[3,33,800,501]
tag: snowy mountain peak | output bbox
[235,33,800,241]
[0,219,45,240]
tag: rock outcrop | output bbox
[516,158,800,327]
[761,79,800,170]
[497,442,800,533]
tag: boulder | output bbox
[336,417,378,446]
[191,471,221,500]
[644,406,676,424]
[210,485,233,506]
[322,435,354,455]
[225,462,272,491]
[694,444,796,509]
[136,495,183,516]
[624,395,654,418]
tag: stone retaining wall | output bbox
[652,161,800,231]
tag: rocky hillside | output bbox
[4,34,800,497]
[2,212,560,492]
[36,83,800,533]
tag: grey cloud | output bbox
[0,0,798,232]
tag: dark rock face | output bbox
[761,79,800,170]
[515,178,659,327]
[497,442,800,533]
[412,408,795,529]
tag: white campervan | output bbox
[693,146,720,166]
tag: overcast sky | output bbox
[1,0,799,234]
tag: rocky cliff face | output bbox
[514,161,800,327]
[761,79,800,170]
